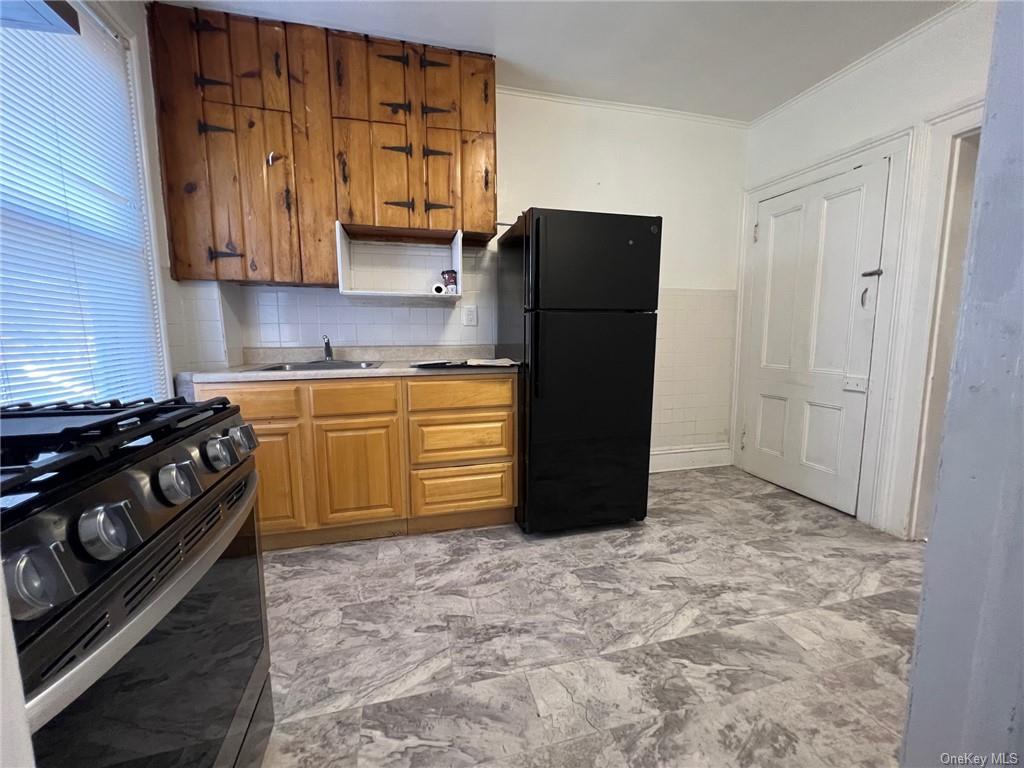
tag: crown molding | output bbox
[750,1,975,128]
[495,85,748,130]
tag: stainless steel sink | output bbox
[259,360,382,372]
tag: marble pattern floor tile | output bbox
[262,466,925,766]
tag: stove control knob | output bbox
[157,461,200,505]
[78,502,131,561]
[3,551,56,621]
[204,436,239,471]
[228,424,259,456]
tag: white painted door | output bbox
[738,160,890,514]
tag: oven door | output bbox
[29,466,271,768]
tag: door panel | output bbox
[263,110,301,282]
[371,122,411,227]
[461,131,495,235]
[403,43,428,228]
[425,128,461,231]
[422,47,460,129]
[367,38,408,125]
[525,311,656,531]
[333,118,374,225]
[410,462,514,517]
[329,31,369,119]
[202,101,245,280]
[195,10,232,105]
[228,15,263,107]
[252,421,309,533]
[258,20,290,111]
[460,53,494,133]
[739,160,890,514]
[234,106,272,281]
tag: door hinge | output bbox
[379,101,412,115]
[208,247,244,260]
[192,18,226,33]
[421,103,453,116]
[752,223,759,243]
[382,142,413,156]
[197,120,234,135]
[194,74,230,89]
[422,145,452,158]
[420,54,450,69]
[483,167,490,191]
[377,52,409,67]
[337,152,349,184]
[425,201,454,211]
[335,59,344,87]
[384,199,415,211]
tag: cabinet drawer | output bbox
[409,410,513,465]
[207,384,303,420]
[410,461,513,517]
[406,376,514,412]
[310,380,400,417]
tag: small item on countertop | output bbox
[441,269,458,294]
[413,360,466,368]
[467,358,517,367]
[431,282,446,295]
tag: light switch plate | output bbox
[461,305,478,327]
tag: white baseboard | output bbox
[649,444,733,473]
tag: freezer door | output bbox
[523,310,656,532]
[529,209,661,311]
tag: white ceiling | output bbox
[187,0,952,122]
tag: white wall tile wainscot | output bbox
[651,289,737,470]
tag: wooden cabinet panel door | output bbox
[422,47,460,129]
[258,20,290,111]
[425,128,461,231]
[329,31,369,119]
[194,10,232,105]
[461,131,496,236]
[202,101,246,280]
[333,119,374,225]
[460,54,495,133]
[286,23,338,284]
[367,38,408,125]
[403,43,428,229]
[263,110,301,282]
[252,421,309,533]
[314,415,406,526]
[150,3,215,280]
[228,15,263,108]
[371,122,412,228]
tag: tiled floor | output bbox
[261,466,924,767]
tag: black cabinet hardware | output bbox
[421,103,452,116]
[420,54,450,69]
[423,146,452,157]
[425,201,454,211]
[380,101,411,115]
[192,18,225,33]
[208,247,244,260]
[382,142,413,156]
[194,74,230,89]
[384,200,415,210]
[377,52,409,66]
[197,120,233,134]
[861,268,884,277]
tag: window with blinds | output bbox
[0,12,167,406]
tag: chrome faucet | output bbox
[322,334,333,361]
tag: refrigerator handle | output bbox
[531,312,541,399]
[531,215,543,309]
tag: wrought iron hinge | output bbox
[420,54,450,69]
[192,18,226,33]
[208,247,244,260]
[194,74,230,89]
[335,59,344,87]
[283,187,292,214]
[377,52,409,67]
[382,142,413,156]
[380,101,411,115]
[425,201,454,211]
[337,152,350,184]
[422,146,452,158]
[483,167,490,191]
[198,120,234,135]
[273,51,282,78]
[483,79,490,105]
[421,103,452,116]
[384,199,415,210]
[752,222,759,243]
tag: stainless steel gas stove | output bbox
[1,397,273,768]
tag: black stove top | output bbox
[1,397,238,525]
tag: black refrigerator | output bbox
[497,208,662,533]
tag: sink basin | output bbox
[260,360,382,372]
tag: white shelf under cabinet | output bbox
[336,221,463,300]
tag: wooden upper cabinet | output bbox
[195,10,232,105]
[367,37,409,125]
[425,128,461,231]
[202,101,246,279]
[333,118,374,226]
[258,20,290,111]
[328,31,369,119]
[228,16,263,107]
[286,23,338,284]
[461,53,495,133]
[371,122,412,228]
[421,47,460,129]
[461,131,496,236]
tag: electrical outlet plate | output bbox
[462,305,478,326]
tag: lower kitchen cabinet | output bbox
[410,461,514,517]
[250,420,311,534]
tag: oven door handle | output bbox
[25,471,259,733]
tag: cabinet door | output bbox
[371,122,412,228]
[203,101,246,280]
[287,24,337,284]
[329,31,369,119]
[314,415,406,526]
[263,110,301,282]
[410,462,514,517]
[422,47,460,129]
[258,20,290,111]
[228,15,263,107]
[461,131,496,236]
[425,128,461,231]
[333,119,374,225]
[194,10,232,105]
[460,53,495,133]
[252,421,310,533]
[150,3,215,280]
[403,43,428,229]
[367,38,409,125]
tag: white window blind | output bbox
[0,12,167,406]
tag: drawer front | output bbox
[406,376,514,412]
[310,380,400,417]
[201,384,303,420]
[409,410,513,465]
[410,461,514,517]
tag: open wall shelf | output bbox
[336,221,463,300]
